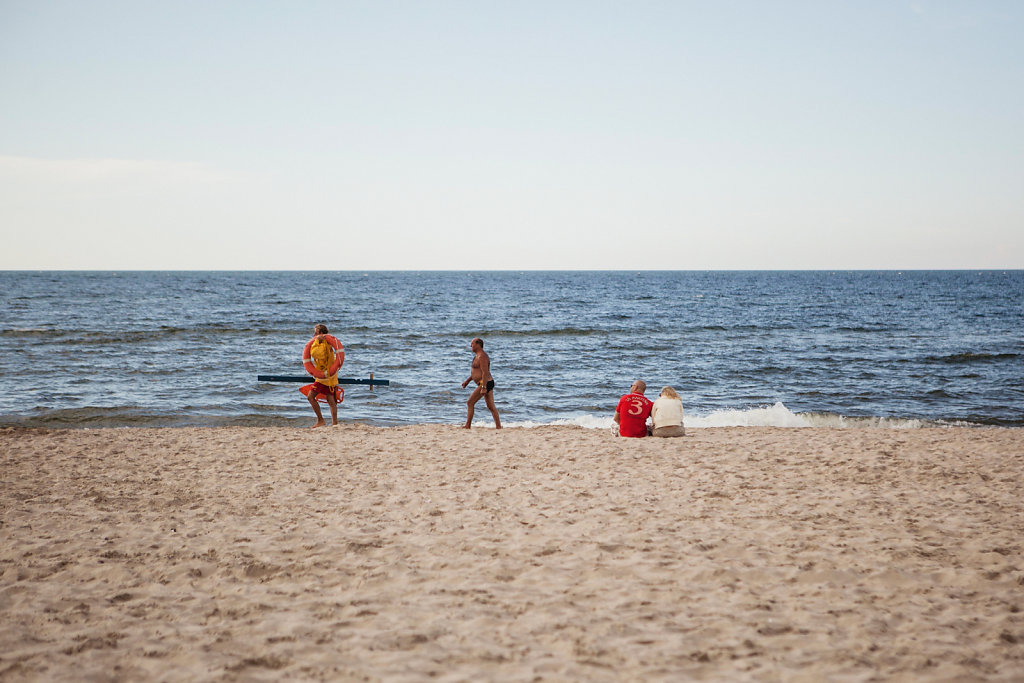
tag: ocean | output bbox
[1,271,1021,429]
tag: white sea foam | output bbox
[687,402,814,428]
[506,414,615,430]
[505,403,929,430]
[686,402,925,428]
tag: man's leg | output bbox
[463,386,482,428]
[326,394,338,425]
[307,393,326,428]
[484,390,501,429]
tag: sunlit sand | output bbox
[2,425,1022,680]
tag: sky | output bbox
[1,1,1022,270]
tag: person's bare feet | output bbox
[311,420,326,428]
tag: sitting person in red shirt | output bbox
[613,380,654,437]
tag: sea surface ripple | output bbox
[1,270,1021,428]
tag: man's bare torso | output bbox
[470,350,493,385]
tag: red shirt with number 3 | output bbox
[617,392,653,437]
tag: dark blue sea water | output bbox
[1,271,1021,429]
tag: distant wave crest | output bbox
[925,352,1019,365]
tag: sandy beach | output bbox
[1,425,1022,681]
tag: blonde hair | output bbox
[660,386,680,400]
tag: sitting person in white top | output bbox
[651,386,685,437]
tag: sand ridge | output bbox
[1,425,1022,680]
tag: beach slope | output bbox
[2,425,1022,680]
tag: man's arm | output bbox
[462,353,481,388]
[613,410,621,424]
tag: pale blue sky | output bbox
[1,1,1021,269]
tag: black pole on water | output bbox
[257,375,390,386]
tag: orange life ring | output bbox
[302,334,344,379]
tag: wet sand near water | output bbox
[1,425,1022,680]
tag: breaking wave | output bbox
[506,403,940,430]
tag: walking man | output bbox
[299,324,344,428]
[461,337,501,429]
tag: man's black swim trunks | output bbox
[484,380,495,392]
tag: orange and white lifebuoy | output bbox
[300,383,345,404]
[302,334,344,379]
